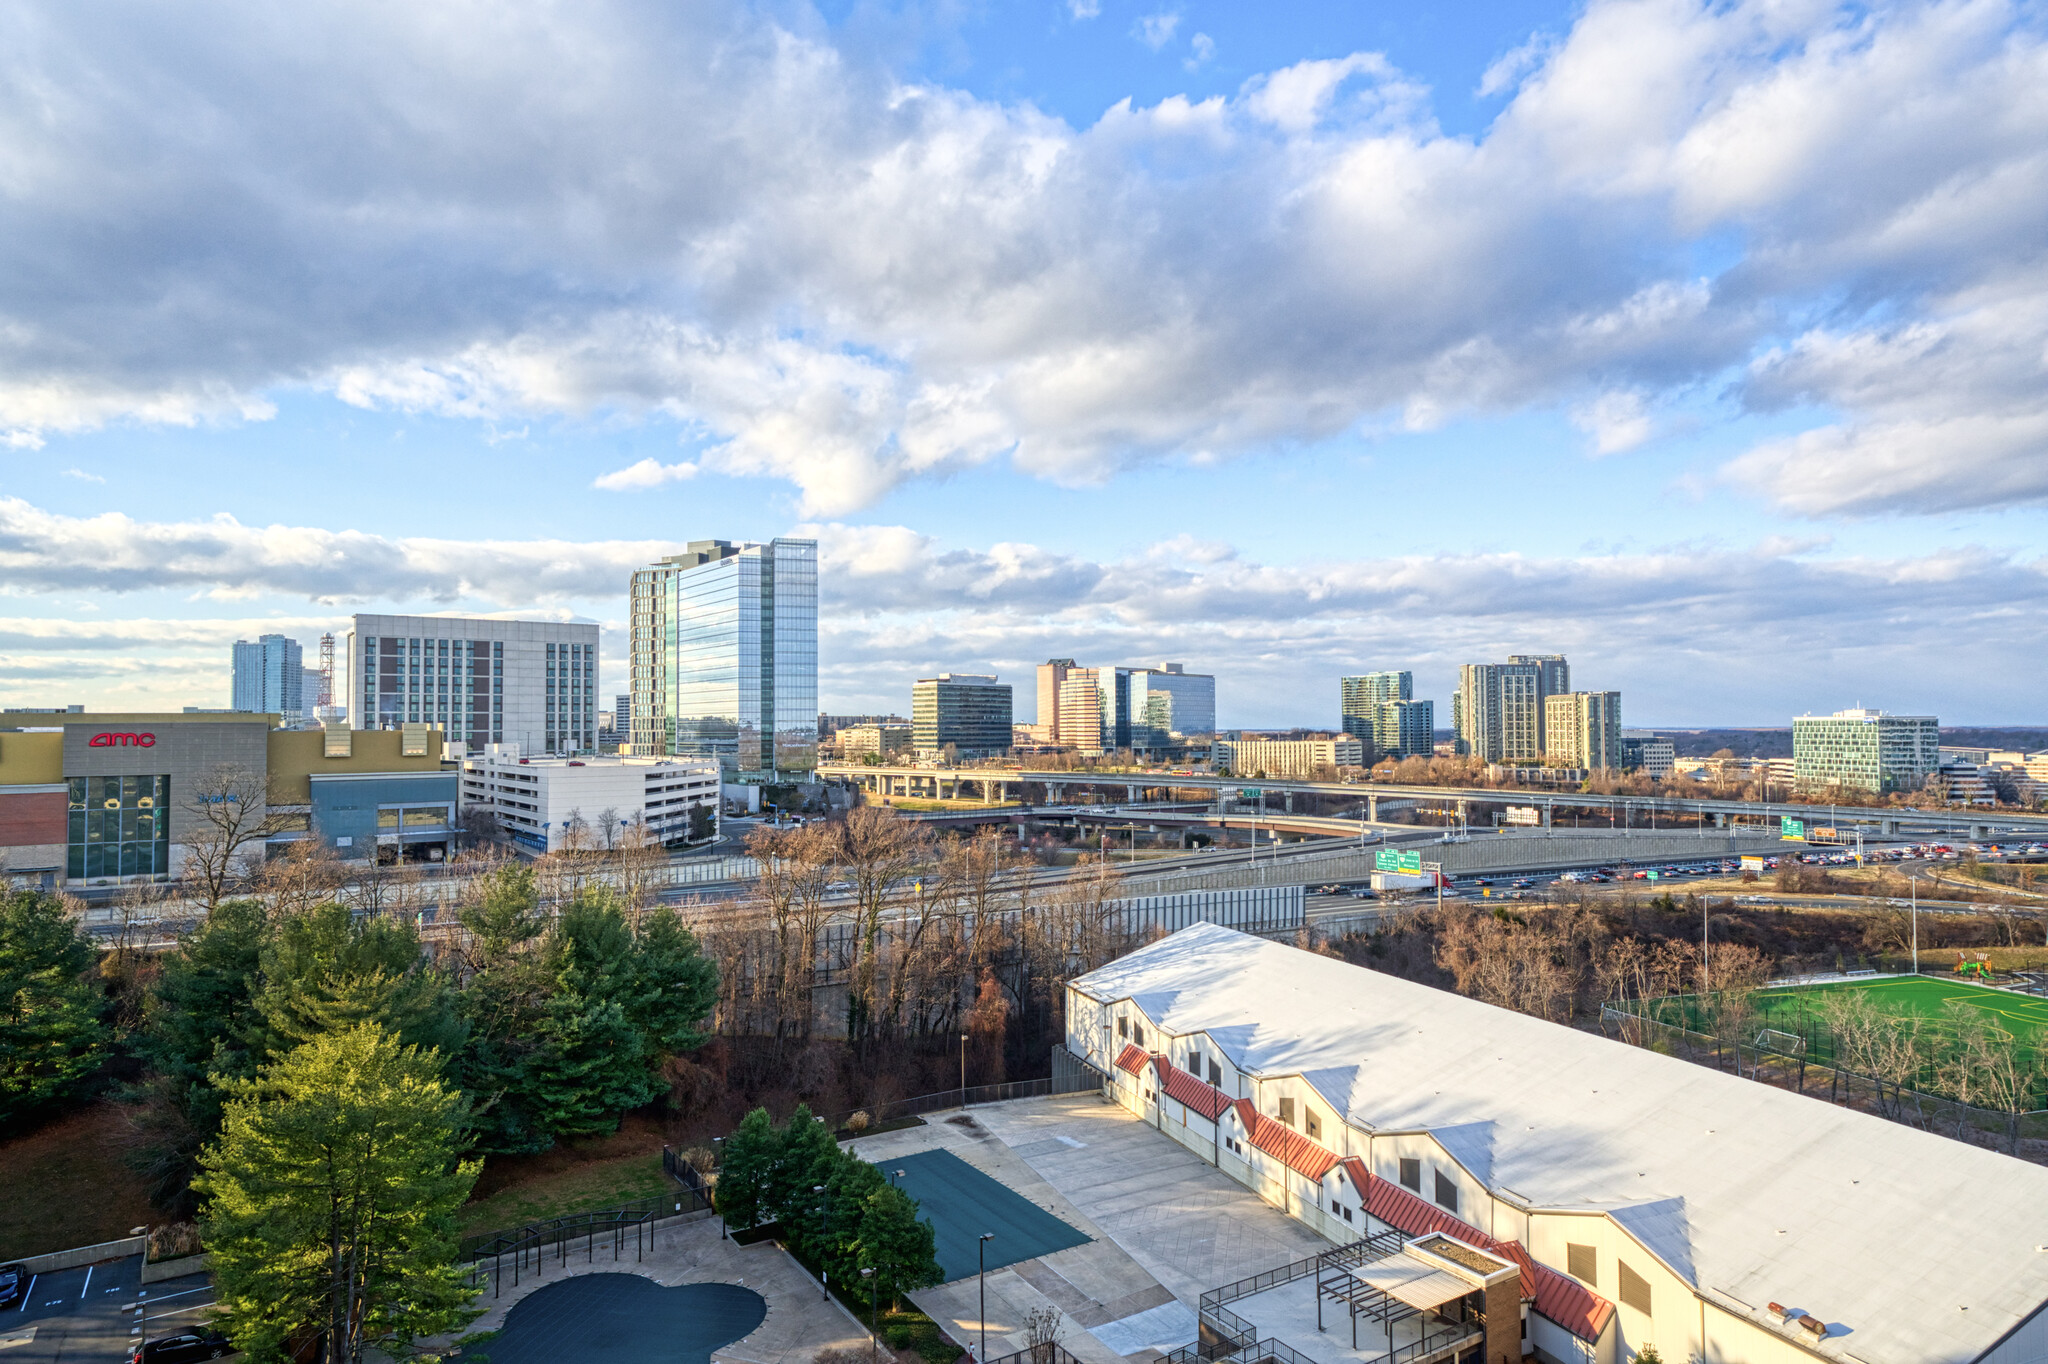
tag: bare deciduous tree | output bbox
[180,763,289,909]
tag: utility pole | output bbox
[1911,874,1919,974]
[960,1032,969,1106]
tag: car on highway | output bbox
[131,1329,233,1363]
[1511,879,1533,889]
[0,1262,25,1310]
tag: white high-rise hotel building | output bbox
[345,615,601,757]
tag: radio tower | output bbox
[316,633,335,712]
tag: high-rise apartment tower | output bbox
[231,634,304,721]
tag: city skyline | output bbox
[3,0,2046,723]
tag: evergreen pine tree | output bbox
[198,1023,481,1364]
[0,890,107,1123]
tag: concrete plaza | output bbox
[849,1093,1328,1364]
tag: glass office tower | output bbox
[1128,664,1215,749]
[629,539,818,779]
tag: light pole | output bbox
[960,1031,969,1106]
[815,1184,829,1299]
[862,1266,878,1360]
[713,1137,727,1239]
[1911,873,1920,974]
[979,1232,996,1361]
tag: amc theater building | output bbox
[0,712,455,887]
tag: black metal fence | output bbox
[826,1051,1111,1132]
[462,1198,679,1297]
[982,1344,1087,1364]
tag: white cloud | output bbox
[592,457,699,491]
[1067,0,1101,19]
[1186,33,1215,71]
[1570,390,1654,454]
[0,496,2036,720]
[61,467,105,483]
[0,0,2044,516]
[1134,12,1181,49]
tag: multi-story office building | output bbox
[1544,691,1622,770]
[345,615,599,757]
[839,723,913,759]
[1792,708,1939,795]
[1129,663,1215,749]
[1213,734,1363,778]
[232,634,304,722]
[1055,666,1131,754]
[461,747,720,852]
[628,539,818,780]
[911,674,1013,758]
[1619,730,1676,778]
[1036,659,1078,737]
[614,693,631,737]
[1456,662,1542,762]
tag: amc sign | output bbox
[88,731,157,748]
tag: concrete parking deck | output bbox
[850,1094,1327,1364]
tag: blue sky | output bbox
[3,0,2046,727]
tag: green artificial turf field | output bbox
[1631,974,2048,1108]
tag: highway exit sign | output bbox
[1376,849,1422,873]
[1781,816,1806,840]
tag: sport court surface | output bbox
[485,1274,766,1364]
[887,1147,1092,1283]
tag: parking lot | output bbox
[3,1256,216,1364]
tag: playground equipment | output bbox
[1955,959,1994,981]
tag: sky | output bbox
[2,0,2046,728]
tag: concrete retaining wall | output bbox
[20,1235,145,1273]
[141,1252,211,1284]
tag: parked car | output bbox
[131,1330,233,1363]
[0,1262,25,1310]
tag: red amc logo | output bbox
[89,731,156,748]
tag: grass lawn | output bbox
[0,1103,160,1260]
[458,1115,675,1237]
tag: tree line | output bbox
[1,864,720,1363]
[712,1105,943,1318]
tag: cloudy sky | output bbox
[2,0,2044,726]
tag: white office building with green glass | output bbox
[1792,708,1939,795]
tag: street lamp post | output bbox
[960,1031,969,1106]
[862,1267,878,1361]
[713,1137,727,1239]
[815,1184,829,1300]
[979,1232,996,1362]
[1911,874,1920,974]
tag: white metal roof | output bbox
[1072,921,2048,1364]
[1358,1254,1477,1311]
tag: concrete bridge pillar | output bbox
[1541,803,1552,828]
[1284,791,1295,813]
[1971,823,1992,841]
[1367,794,1379,821]
[1127,785,1138,802]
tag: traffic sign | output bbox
[1375,849,1424,873]
[1780,816,1806,840]
[1240,788,1262,799]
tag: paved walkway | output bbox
[850,1094,1327,1364]
[464,1215,870,1364]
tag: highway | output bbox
[820,764,2048,838]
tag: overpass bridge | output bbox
[818,763,2047,841]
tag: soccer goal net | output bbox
[1754,1027,1807,1057]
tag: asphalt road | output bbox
[3,1256,217,1364]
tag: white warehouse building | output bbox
[460,747,720,853]
[1066,922,2048,1364]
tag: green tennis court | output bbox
[885,1148,1090,1283]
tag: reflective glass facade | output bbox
[67,774,170,879]
[1128,667,1214,748]
[631,539,817,778]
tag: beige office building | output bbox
[1214,735,1363,778]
